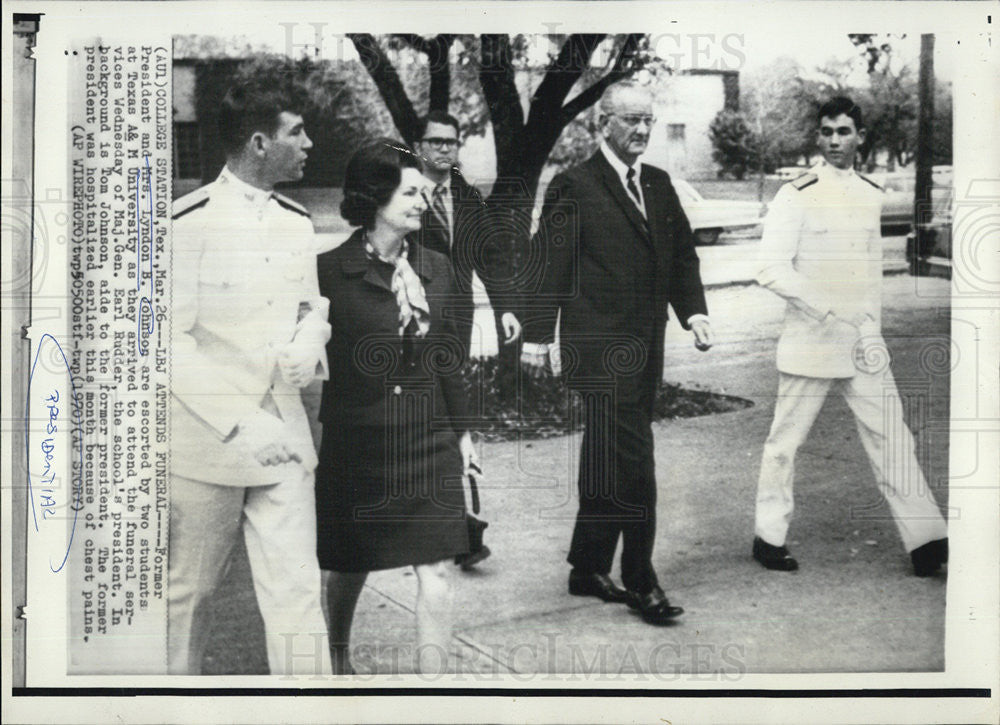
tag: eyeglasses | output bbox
[613,114,657,128]
[421,137,460,150]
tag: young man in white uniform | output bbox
[752,96,948,577]
[168,78,332,674]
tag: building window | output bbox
[173,122,200,180]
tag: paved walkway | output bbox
[353,275,950,676]
[203,273,951,678]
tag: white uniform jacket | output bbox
[756,161,884,378]
[170,168,330,486]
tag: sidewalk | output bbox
[201,259,950,678]
[349,274,951,676]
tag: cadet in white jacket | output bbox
[167,78,332,674]
[752,97,948,577]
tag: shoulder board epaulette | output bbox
[171,187,211,220]
[274,193,311,218]
[857,174,883,191]
[790,173,818,191]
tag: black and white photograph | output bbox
[2,2,998,723]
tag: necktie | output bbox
[626,167,642,208]
[431,184,452,246]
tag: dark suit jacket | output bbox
[409,168,515,342]
[522,150,708,401]
[317,229,470,432]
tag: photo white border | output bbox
[2,1,997,723]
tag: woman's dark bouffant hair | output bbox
[340,138,423,229]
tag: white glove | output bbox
[278,300,331,387]
[237,407,301,466]
[520,343,550,379]
[294,302,331,347]
[278,340,321,388]
[500,312,522,344]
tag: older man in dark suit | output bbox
[521,82,713,625]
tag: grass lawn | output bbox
[690,176,784,203]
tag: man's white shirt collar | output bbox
[600,141,645,214]
[218,166,274,210]
[814,159,857,184]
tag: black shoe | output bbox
[626,586,684,625]
[568,571,630,603]
[911,538,948,577]
[752,536,799,571]
[456,544,492,571]
[455,515,490,568]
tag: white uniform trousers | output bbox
[755,370,948,552]
[167,471,331,675]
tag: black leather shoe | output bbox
[626,586,684,625]
[568,571,630,603]
[911,538,948,577]
[752,536,799,571]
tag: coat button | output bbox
[393,385,402,395]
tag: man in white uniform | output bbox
[168,77,332,674]
[752,96,948,577]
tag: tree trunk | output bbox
[426,35,454,113]
[428,63,451,113]
[915,34,935,227]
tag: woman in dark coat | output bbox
[316,138,477,674]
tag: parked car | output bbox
[772,166,809,179]
[879,172,917,232]
[873,167,952,234]
[906,185,952,279]
[671,178,767,245]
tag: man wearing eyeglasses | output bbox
[521,83,712,625]
[413,111,522,355]
[412,111,523,570]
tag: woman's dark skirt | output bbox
[315,422,470,572]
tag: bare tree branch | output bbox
[530,34,606,112]
[394,33,433,56]
[559,34,642,124]
[348,33,421,143]
[388,34,457,115]
[522,35,618,168]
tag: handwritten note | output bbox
[26,334,83,573]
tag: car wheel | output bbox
[695,228,721,245]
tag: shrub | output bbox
[460,357,752,442]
